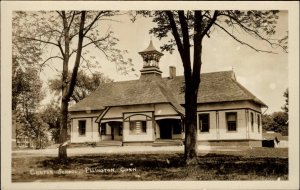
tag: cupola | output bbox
[139,40,164,78]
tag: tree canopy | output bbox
[134,10,288,164]
[13,11,133,159]
[49,70,113,103]
[281,88,289,113]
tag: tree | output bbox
[262,114,273,131]
[13,67,47,149]
[49,70,113,103]
[272,112,288,135]
[281,88,289,113]
[12,12,43,111]
[14,11,133,160]
[39,102,61,143]
[262,112,288,136]
[262,88,289,136]
[135,10,287,164]
[12,12,49,149]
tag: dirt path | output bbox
[12,145,246,157]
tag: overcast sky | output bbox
[40,11,288,114]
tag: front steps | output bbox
[152,139,183,147]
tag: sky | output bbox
[40,11,288,114]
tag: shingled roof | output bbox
[165,71,267,106]
[69,70,267,112]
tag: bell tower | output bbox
[139,40,164,78]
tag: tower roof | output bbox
[139,40,163,56]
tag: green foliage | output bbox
[263,88,289,136]
[13,11,135,155]
[12,66,49,148]
[134,10,287,54]
[12,67,45,111]
[49,70,113,102]
[39,102,61,143]
[262,112,288,136]
[13,11,134,75]
[133,10,288,163]
[12,14,50,148]
[12,12,44,110]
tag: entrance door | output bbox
[160,125,172,139]
[158,119,173,139]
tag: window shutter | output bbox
[135,121,141,134]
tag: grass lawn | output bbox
[12,147,288,182]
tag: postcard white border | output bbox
[1,1,299,190]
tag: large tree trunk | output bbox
[58,11,86,161]
[58,99,69,160]
[58,11,70,160]
[184,82,199,165]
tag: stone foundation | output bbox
[197,140,262,147]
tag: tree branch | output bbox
[200,10,219,39]
[81,33,111,49]
[67,11,86,99]
[177,11,192,79]
[84,35,110,60]
[57,41,65,58]
[80,55,95,75]
[56,11,63,18]
[165,11,184,58]
[83,11,109,36]
[192,10,203,82]
[214,22,276,54]
[40,56,63,68]
[17,36,60,47]
[222,12,288,53]
[67,11,76,31]
[178,11,191,54]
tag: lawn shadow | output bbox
[17,153,288,181]
[197,153,288,179]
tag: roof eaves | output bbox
[95,107,110,123]
[231,78,267,107]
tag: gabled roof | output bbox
[69,75,184,114]
[69,70,267,112]
[165,71,267,106]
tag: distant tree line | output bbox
[262,88,288,136]
[12,57,110,148]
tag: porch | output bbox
[155,118,184,140]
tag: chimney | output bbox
[169,66,176,79]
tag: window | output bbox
[130,121,147,134]
[257,114,261,133]
[226,112,237,131]
[251,112,254,132]
[78,120,86,136]
[199,114,210,132]
[100,123,106,135]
